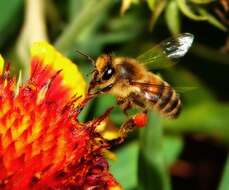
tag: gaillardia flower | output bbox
[0,42,122,190]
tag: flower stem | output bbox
[16,0,47,80]
[138,112,171,190]
[54,0,113,52]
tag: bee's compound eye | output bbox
[102,66,115,81]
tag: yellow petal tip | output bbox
[109,186,123,190]
[0,54,4,75]
[30,41,86,98]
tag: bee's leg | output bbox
[76,83,115,115]
[131,94,146,109]
[89,107,113,129]
[116,96,125,105]
[119,118,135,140]
[123,101,133,116]
[108,111,149,145]
[143,109,148,114]
[122,93,146,115]
[116,97,133,116]
[109,118,135,145]
[75,93,95,115]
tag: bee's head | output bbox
[95,54,115,81]
[89,54,116,93]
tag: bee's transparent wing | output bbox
[130,81,197,94]
[136,33,194,69]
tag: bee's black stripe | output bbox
[158,88,173,109]
[164,96,179,113]
[168,100,182,119]
[131,93,145,108]
[174,103,182,117]
[157,82,164,100]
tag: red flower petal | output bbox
[0,43,122,190]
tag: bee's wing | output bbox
[130,81,173,105]
[131,81,196,94]
[136,33,194,69]
[130,81,196,110]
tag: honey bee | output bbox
[87,33,194,119]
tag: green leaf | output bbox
[109,142,139,190]
[92,94,126,125]
[198,8,227,31]
[109,136,182,190]
[163,135,183,166]
[68,0,86,20]
[78,101,93,122]
[150,0,166,29]
[93,94,116,116]
[147,0,156,10]
[164,103,229,144]
[0,0,23,48]
[176,0,207,21]
[138,112,171,190]
[189,0,215,4]
[162,68,229,144]
[165,0,181,34]
[121,0,140,14]
[218,155,229,190]
[55,0,114,52]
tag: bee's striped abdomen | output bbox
[131,74,182,119]
[143,79,181,119]
[155,81,181,118]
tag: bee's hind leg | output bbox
[120,118,135,139]
[110,96,148,145]
[109,117,135,145]
[112,112,148,145]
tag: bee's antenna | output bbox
[75,49,95,66]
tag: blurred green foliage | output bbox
[0,0,22,48]
[0,0,228,189]
[219,155,229,190]
[122,0,227,32]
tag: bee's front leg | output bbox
[75,93,95,115]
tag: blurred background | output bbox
[0,0,229,189]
